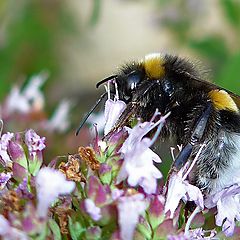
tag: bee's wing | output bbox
[189,75,240,109]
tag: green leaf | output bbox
[48,219,62,240]
[68,216,85,240]
[148,214,165,231]
[99,170,112,185]
[18,155,28,169]
[137,222,152,240]
[28,155,42,176]
[85,226,102,240]
[34,223,48,240]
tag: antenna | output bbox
[75,92,107,136]
[96,75,117,88]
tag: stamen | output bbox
[170,147,176,161]
[114,81,119,101]
[184,206,201,235]
[104,84,110,100]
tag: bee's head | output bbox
[96,53,174,117]
[113,53,168,102]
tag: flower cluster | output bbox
[0,72,72,135]
[0,82,240,239]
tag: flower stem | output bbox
[184,206,201,235]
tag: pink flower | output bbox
[165,145,205,218]
[25,129,46,156]
[8,141,28,181]
[148,195,165,229]
[0,132,14,167]
[117,113,167,194]
[117,193,148,240]
[87,176,109,206]
[205,184,240,237]
[0,215,28,240]
[188,228,216,239]
[84,199,102,221]
[104,99,126,135]
[25,129,46,176]
[36,167,75,218]
[0,172,12,190]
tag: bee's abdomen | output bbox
[194,131,240,194]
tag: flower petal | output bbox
[104,99,126,135]
[84,199,102,221]
[118,194,148,240]
[36,167,75,218]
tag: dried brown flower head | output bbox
[59,155,86,182]
[78,146,100,171]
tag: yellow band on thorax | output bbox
[142,53,165,79]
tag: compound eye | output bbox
[125,71,143,95]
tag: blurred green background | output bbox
[0,0,240,163]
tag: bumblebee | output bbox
[78,53,240,195]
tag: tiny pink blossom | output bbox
[0,132,14,166]
[0,215,28,240]
[25,129,46,156]
[84,198,102,221]
[118,193,148,240]
[104,99,126,135]
[0,172,12,190]
[36,167,75,218]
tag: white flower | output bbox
[118,193,148,240]
[205,184,240,237]
[165,144,205,218]
[44,100,71,133]
[5,86,30,114]
[84,199,102,221]
[5,72,47,114]
[36,167,75,218]
[104,99,126,135]
[111,188,124,200]
[165,169,204,218]
[117,116,166,194]
[0,132,14,167]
